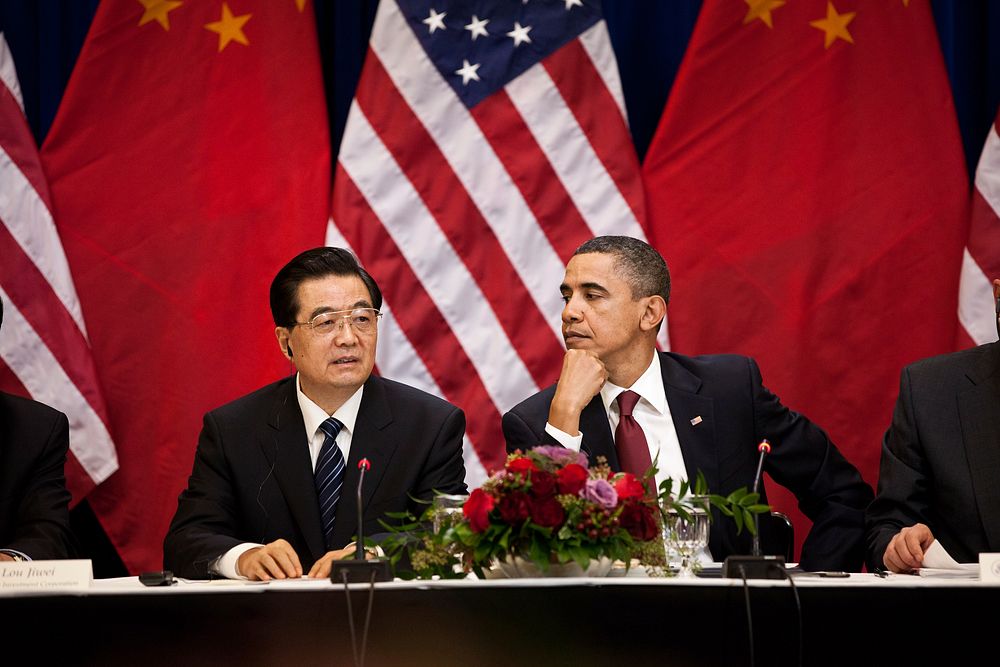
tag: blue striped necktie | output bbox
[315,416,346,549]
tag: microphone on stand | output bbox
[331,458,393,583]
[751,440,771,557]
[354,459,371,561]
[722,439,785,579]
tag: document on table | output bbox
[917,541,979,579]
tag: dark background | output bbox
[2,0,998,575]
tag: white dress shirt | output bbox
[544,353,688,491]
[211,375,364,579]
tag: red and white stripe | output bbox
[332,1,654,485]
[959,109,1000,346]
[0,33,117,496]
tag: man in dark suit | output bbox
[0,299,75,561]
[866,278,1000,572]
[503,236,873,571]
[164,248,466,580]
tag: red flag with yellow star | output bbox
[643,0,968,558]
[40,0,330,573]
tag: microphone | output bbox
[751,439,770,556]
[722,439,785,580]
[355,459,371,561]
[331,458,392,583]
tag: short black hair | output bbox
[572,236,670,306]
[269,247,383,327]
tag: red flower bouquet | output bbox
[454,446,662,575]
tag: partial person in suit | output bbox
[866,278,1000,573]
[0,298,75,561]
[164,248,466,580]
[503,236,873,571]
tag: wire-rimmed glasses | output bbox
[291,308,382,336]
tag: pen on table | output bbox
[874,567,889,578]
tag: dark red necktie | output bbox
[615,390,652,477]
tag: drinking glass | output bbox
[432,493,468,534]
[663,496,711,578]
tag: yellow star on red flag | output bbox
[205,3,252,52]
[809,2,856,49]
[743,0,786,29]
[295,0,308,11]
[137,0,183,31]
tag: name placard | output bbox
[980,553,1000,583]
[0,559,92,592]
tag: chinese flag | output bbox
[40,0,330,573]
[642,0,968,557]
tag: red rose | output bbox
[507,457,539,475]
[529,470,557,498]
[497,491,531,525]
[619,501,659,541]
[556,464,588,495]
[462,488,495,533]
[614,473,646,500]
[529,496,566,528]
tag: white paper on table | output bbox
[917,541,979,578]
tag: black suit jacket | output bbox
[0,392,75,560]
[164,374,467,578]
[503,352,873,571]
[866,341,1000,568]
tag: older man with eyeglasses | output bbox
[164,247,467,580]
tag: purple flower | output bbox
[532,445,589,468]
[583,478,618,509]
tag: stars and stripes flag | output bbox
[959,106,1000,346]
[330,0,654,485]
[0,32,118,499]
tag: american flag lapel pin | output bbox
[690,416,703,426]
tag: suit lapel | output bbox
[262,379,326,562]
[580,397,618,470]
[331,375,399,547]
[659,353,719,492]
[959,343,1000,551]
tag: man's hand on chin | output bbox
[548,349,607,436]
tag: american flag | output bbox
[959,106,1000,346]
[0,32,117,498]
[330,0,654,485]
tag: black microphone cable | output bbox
[736,561,802,667]
[776,564,803,667]
[736,564,754,667]
[339,560,379,667]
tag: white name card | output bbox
[0,559,92,592]
[980,553,1000,583]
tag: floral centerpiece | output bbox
[380,446,768,579]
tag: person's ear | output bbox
[275,327,294,362]
[640,295,667,332]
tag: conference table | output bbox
[4,567,996,666]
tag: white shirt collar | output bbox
[295,374,364,438]
[600,352,667,416]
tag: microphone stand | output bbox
[331,459,393,583]
[751,440,768,557]
[722,440,785,580]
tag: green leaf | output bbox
[732,506,744,533]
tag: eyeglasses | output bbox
[291,308,382,336]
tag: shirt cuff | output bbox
[544,422,583,451]
[0,549,30,562]
[213,543,263,580]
